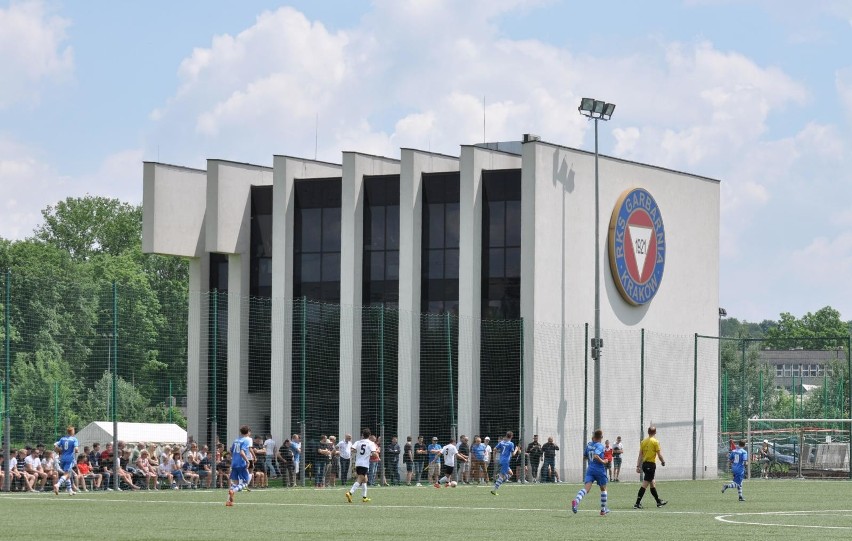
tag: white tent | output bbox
[75,422,187,449]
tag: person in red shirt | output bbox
[603,440,614,481]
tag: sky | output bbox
[1,0,851,323]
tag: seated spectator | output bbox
[249,459,268,488]
[41,450,59,487]
[88,443,111,490]
[117,449,140,490]
[136,450,159,489]
[25,447,48,492]
[146,443,161,469]
[11,448,36,492]
[169,451,191,488]
[76,455,102,491]
[197,445,212,488]
[216,447,230,488]
[157,456,178,489]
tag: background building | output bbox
[142,136,720,480]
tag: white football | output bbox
[449,481,457,487]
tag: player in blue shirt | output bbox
[53,425,79,495]
[572,429,610,516]
[490,431,518,495]
[722,439,748,501]
[226,425,253,507]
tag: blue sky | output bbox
[1,0,851,323]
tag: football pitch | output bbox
[1,479,851,540]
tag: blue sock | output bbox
[601,491,608,510]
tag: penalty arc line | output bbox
[715,510,852,530]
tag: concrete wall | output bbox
[270,155,342,444]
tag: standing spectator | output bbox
[571,428,610,516]
[757,440,772,479]
[612,436,624,482]
[263,435,279,479]
[345,427,378,503]
[337,433,352,486]
[541,436,560,482]
[53,425,79,495]
[367,435,381,486]
[315,435,332,488]
[326,436,339,487]
[490,431,519,495]
[483,437,493,482]
[427,437,442,484]
[722,439,748,501]
[413,436,428,486]
[470,436,487,484]
[603,440,614,480]
[634,425,667,509]
[386,436,401,485]
[526,435,542,483]
[291,434,302,483]
[403,436,414,485]
[277,439,295,487]
[226,425,253,506]
[456,435,470,484]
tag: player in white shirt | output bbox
[435,437,467,488]
[345,428,378,503]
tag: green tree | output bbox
[766,307,848,349]
[34,196,142,260]
[9,350,80,443]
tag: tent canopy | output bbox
[75,422,187,449]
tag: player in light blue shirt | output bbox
[490,431,518,495]
[572,429,610,515]
[722,439,748,501]
[226,425,253,506]
[53,425,79,495]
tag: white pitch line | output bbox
[715,510,852,530]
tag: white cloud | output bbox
[0,0,73,109]
[790,233,852,304]
[837,67,852,120]
[0,138,142,240]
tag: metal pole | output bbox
[446,312,455,441]
[212,289,218,473]
[593,116,602,431]
[519,317,525,483]
[3,270,10,492]
[740,340,746,439]
[583,323,588,453]
[169,380,173,424]
[692,333,697,480]
[379,305,385,443]
[300,296,306,487]
[112,282,119,490]
[640,328,645,441]
[54,381,59,443]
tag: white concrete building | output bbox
[142,137,720,480]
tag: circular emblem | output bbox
[608,188,666,306]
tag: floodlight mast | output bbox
[578,97,615,431]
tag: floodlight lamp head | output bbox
[579,97,595,113]
[602,102,616,120]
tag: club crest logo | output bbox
[608,188,666,306]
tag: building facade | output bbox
[142,137,721,480]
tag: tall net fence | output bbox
[1,269,188,490]
[4,268,851,489]
[701,335,852,475]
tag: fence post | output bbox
[210,288,219,488]
[379,305,385,445]
[3,269,10,492]
[54,381,59,443]
[740,340,746,438]
[583,323,589,458]
[519,317,525,483]
[169,380,173,424]
[692,333,697,480]
[640,328,645,441]
[445,311,455,441]
[759,371,763,420]
[300,296,306,487]
[112,281,119,490]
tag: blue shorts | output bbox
[230,466,250,483]
[499,462,511,476]
[584,468,608,487]
[732,470,744,485]
[60,459,75,473]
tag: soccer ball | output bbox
[449,481,457,487]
